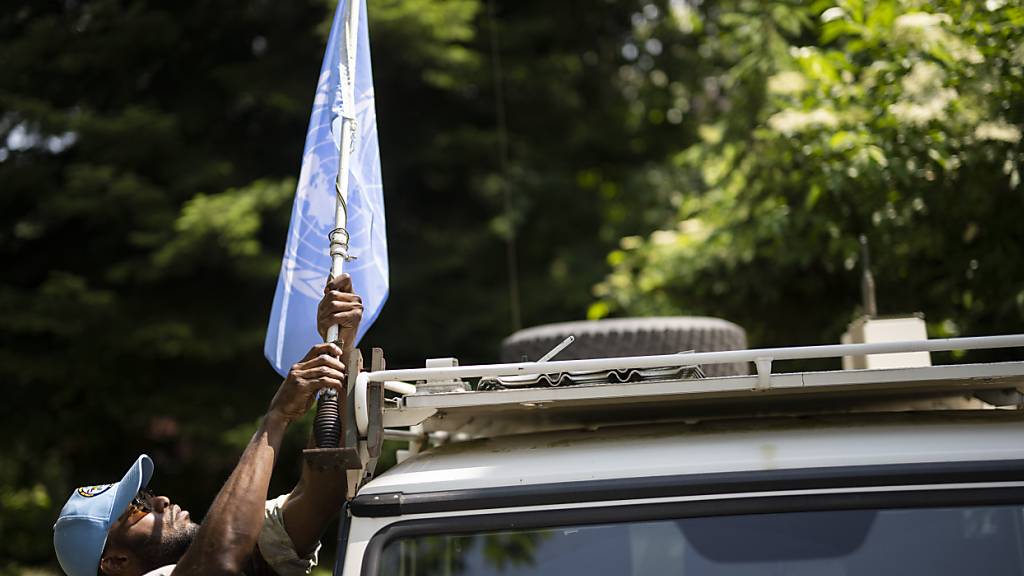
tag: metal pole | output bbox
[860,235,878,317]
[316,0,361,449]
[327,0,360,316]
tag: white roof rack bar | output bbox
[365,334,1024,383]
[402,361,1024,411]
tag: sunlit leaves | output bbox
[594,0,1024,350]
[155,178,294,273]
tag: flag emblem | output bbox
[265,0,388,376]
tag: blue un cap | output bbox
[53,455,154,576]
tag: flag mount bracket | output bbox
[302,447,363,472]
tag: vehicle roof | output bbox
[360,411,1024,495]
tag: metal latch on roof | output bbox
[754,356,773,390]
[417,357,470,393]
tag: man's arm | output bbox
[278,447,349,558]
[280,274,363,556]
[172,343,347,576]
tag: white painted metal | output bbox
[355,372,434,434]
[340,336,1024,575]
[351,340,1024,435]
[325,0,360,345]
[384,380,416,395]
[382,428,423,441]
[318,0,360,425]
[358,415,1024,495]
[537,335,576,362]
[354,371,369,434]
[337,334,1024,576]
[381,407,436,429]
[754,356,773,389]
[417,357,469,393]
[371,380,424,439]
[842,315,932,369]
[401,361,1024,412]
[364,334,1024,383]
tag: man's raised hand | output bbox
[318,274,364,350]
[268,343,346,424]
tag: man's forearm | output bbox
[282,454,348,556]
[174,412,288,575]
[170,341,346,574]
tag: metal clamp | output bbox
[754,357,773,391]
[301,348,364,472]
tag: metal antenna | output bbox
[859,235,878,318]
[537,335,575,363]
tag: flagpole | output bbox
[316,0,361,451]
[328,0,360,330]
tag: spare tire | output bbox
[501,317,749,377]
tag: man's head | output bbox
[99,490,199,575]
[53,455,199,576]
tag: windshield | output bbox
[379,505,1024,576]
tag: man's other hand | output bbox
[268,343,346,423]
[317,274,364,350]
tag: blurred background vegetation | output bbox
[1,0,1022,572]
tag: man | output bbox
[53,276,364,576]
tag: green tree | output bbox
[593,0,1024,358]
[0,0,488,570]
[1,0,650,571]
[368,0,658,364]
[0,1,333,569]
[6,0,1019,573]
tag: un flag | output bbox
[265,0,388,376]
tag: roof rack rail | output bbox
[342,334,1024,490]
[371,334,1024,385]
[358,334,1024,430]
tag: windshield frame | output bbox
[360,483,1024,576]
[351,458,1024,518]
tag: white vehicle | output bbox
[321,332,1024,576]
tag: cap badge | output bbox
[77,484,113,498]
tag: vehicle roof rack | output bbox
[341,334,1024,491]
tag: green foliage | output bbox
[593,0,1024,350]
[0,1,358,572]
[369,0,481,88]
[367,0,654,364]
[2,0,1022,573]
[155,178,295,274]
[6,0,612,571]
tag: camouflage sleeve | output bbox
[256,494,321,576]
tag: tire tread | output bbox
[501,317,749,377]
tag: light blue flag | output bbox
[265,0,388,376]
